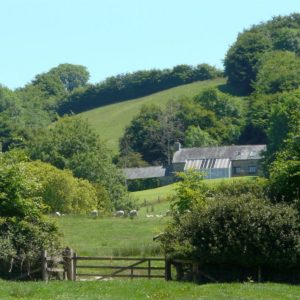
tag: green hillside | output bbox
[79,78,226,153]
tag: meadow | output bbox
[1,280,300,300]
[79,78,226,153]
[56,177,255,257]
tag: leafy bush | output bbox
[0,151,60,278]
[207,177,267,199]
[163,196,300,269]
[27,116,129,211]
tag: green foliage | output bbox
[184,125,217,147]
[26,116,129,210]
[268,118,300,203]
[116,151,149,168]
[80,78,225,153]
[224,13,300,93]
[163,196,300,269]
[224,30,272,93]
[58,64,223,114]
[120,104,184,164]
[0,150,60,278]
[48,63,90,92]
[25,161,101,214]
[171,170,208,214]
[207,177,267,198]
[126,178,162,192]
[254,51,300,94]
[194,87,244,119]
[120,88,245,164]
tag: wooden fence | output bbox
[41,248,171,282]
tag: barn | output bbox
[172,143,266,179]
[122,143,266,183]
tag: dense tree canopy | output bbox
[224,13,300,93]
[120,88,245,165]
[26,116,129,210]
[254,51,300,94]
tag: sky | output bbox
[1,0,300,89]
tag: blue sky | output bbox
[1,0,300,89]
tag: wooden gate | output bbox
[74,256,166,280]
[41,249,171,281]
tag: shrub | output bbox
[162,195,300,269]
[0,151,60,278]
[207,177,267,199]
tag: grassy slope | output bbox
[1,280,300,300]
[79,78,226,152]
[131,176,256,203]
[55,177,255,257]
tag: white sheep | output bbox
[115,210,125,217]
[129,209,138,217]
[90,209,98,218]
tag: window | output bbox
[248,166,257,174]
[234,167,242,174]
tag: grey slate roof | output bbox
[173,145,266,163]
[123,166,168,180]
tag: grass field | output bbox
[131,176,257,203]
[79,78,226,153]
[56,214,167,257]
[55,177,256,258]
[1,280,300,300]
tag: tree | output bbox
[272,27,300,55]
[268,114,300,203]
[49,63,90,92]
[171,169,208,215]
[0,150,60,278]
[25,161,100,214]
[184,125,217,147]
[254,51,300,94]
[224,30,272,93]
[26,116,128,210]
[120,104,184,165]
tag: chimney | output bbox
[174,141,181,152]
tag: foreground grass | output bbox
[79,78,226,153]
[55,215,167,257]
[1,280,300,300]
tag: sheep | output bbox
[90,209,98,218]
[129,209,138,218]
[115,210,125,217]
[55,211,61,217]
[146,214,154,218]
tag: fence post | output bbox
[73,252,77,281]
[63,247,74,281]
[165,258,172,281]
[258,265,262,283]
[192,262,198,283]
[41,250,48,282]
[148,259,151,279]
